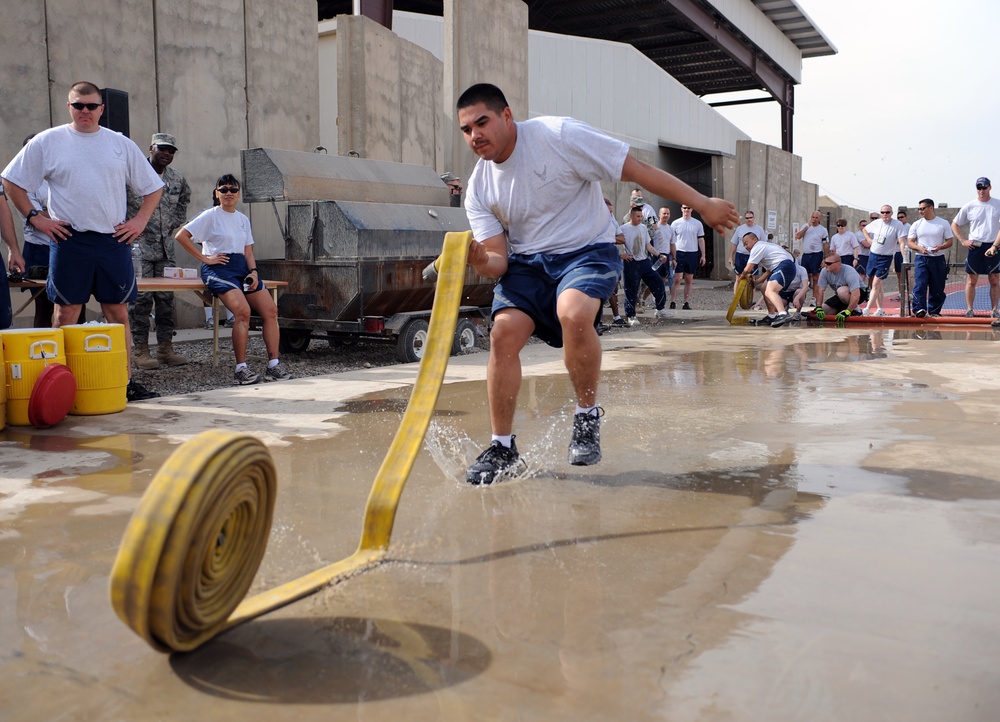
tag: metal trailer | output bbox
[241,148,494,362]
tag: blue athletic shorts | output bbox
[493,242,622,348]
[202,253,266,297]
[893,251,904,273]
[47,229,136,305]
[965,243,1000,276]
[768,259,797,291]
[674,250,700,275]
[867,253,892,280]
[857,254,869,274]
[801,251,823,275]
[734,252,750,275]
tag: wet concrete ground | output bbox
[2,320,999,721]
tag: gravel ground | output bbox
[128,280,785,398]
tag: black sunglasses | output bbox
[70,102,103,111]
[977,184,989,190]
[155,145,177,154]
[217,186,240,194]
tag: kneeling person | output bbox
[817,254,865,317]
[737,232,796,327]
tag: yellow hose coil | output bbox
[726,278,752,324]
[110,231,472,652]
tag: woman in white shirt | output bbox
[176,174,291,385]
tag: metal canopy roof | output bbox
[316,0,835,98]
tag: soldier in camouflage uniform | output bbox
[127,133,191,368]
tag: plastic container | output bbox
[0,328,67,426]
[62,323,128,415]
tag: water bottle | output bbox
[132,242,143,279]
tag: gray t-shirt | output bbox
[465,116,629,255]
[818,263,862,292]
[2,125,163,235]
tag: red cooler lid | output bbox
[28,363,77,429]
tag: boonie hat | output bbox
[976,176,991,187]
[151,132,178,149]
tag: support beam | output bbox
[360,0,394,29]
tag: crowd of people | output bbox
[0,81,293,400]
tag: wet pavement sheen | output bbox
[1,323,999,721]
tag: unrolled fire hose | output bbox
[726,277,753,324]
[110,231,472,653]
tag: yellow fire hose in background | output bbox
[110,231,472,653]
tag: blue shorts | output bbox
[965,243,1000,276]
[840,254,855,268]
[893,251,904,273]
[801,251,823,275]
[22,241,51,278]
[493,243,621,348]
[857,254,869,274]
[675,250,700,275]
[734,252,750,275]
[867,253,893,280]
[768,259,797,291]
[47,229,136,305]
[202,253,266,297]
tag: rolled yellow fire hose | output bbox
[110,231,472,653]
[726,277,753,324]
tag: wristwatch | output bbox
[26,209,40,223]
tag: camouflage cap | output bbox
[151,132,178,149]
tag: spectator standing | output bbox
[856,218,871,287]
[620,205,668,324]
[830,219,860,269]
[1,81,163,401]
[895,209,912,299]
[128,133,192,368]
[728,210,765,276]
[794,210,829,306]
[950,177,1000,317]
[861,205,907,316]
[907,199,954,317]
[0,184,25,329]
[604,198,627,327]
[669,203,706,309]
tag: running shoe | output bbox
[466,437,525,485]
[263,362,293,381]
[126,379,161,402]
[234,366,260,385]
[568,408,604,466]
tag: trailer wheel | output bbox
[278,329,311,354]
[397,319,429,363]
[452,319,477,356]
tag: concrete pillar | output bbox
[443,0,528,185]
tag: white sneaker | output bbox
[627,316,639,326]
[655,309,674,319]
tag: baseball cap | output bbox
[976,176,991,187]
[151,132,178,149]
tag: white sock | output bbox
[575,405,598,417]
[613,315,622,321]
[268,359,280,369]
[491,434,512,448]
[204,307,213,321]
[235,362,248,371]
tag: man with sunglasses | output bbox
[816,254,864,319]
[2,81,164,401]
[127,133,192,369]
[727,210,765,278]
[860,205,906,316]
[951,177,1000,317]
[907,200,954,317]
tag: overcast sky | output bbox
[714,0,999,214]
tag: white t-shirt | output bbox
[731,223,765,254]
[619,222,651,260]
[2,125,163,235]
[908,216,953,257]
[864,218,906,257]
[799,224,828,254]
[671,217,705,252]
[898,221,912,261]
[182,206,255,256]
[465,117,629,255]
[748,240,793,270]
[830,230,859,256]
[654,221,675,255]
[953,197,1000,242]
[20,180,52,247]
